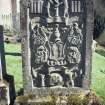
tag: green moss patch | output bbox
[16,92,103,105]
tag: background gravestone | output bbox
[20,0,94,96]
[0,25,16,105]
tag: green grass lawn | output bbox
[4,43,23,91]
[4,43,105,103]
[92,52,105,102]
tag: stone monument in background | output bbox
[20,0,94,98]
[0,25,16,105]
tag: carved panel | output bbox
[27,0,85,88]
[21,0,93,91]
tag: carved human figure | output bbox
[31,24,48,65]
[63,0,69,17]
[49,40,64,60]
[64,67,74,87]
[45,0,52,17]
[73,23,83,46]
[35,46,47,64]
[45,0,68,17]
[44,0,60,17]
[40,74,45,87]
[67,23,83,48]
[63,64,80,87]
[54,24,61,41]
[67,47,81,64]
[32,24,47,46]
[32,65,45,87]
[53,0,60,17]
[46,24,64,61]
[52,0,61,17]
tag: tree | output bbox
[92,0,105,40]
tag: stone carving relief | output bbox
[31,24,48,64]
[50,73,63,86]
[66,46,81,64]
[30,0,83,88]
[45,0,68,17]
[42,0,69,23]
[67,23,83,48]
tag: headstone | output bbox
[20,0,94,100]
[0,25,16,105]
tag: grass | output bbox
[4,43,105,103]
[92,52,105,103]
[4,43,23,92]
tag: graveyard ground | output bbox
[4,43,105,103]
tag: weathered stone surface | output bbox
[15,91,101,105]
[0,25,16,105]
[20,0,94,96]
[0,80,10,105]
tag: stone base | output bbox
[15,98,67,105]
[25,87,90,96]
[14,90,101,105]
[15,102,67,105]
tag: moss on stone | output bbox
[67,92,102,105]
[16,96,29,103]
[67,94,83,105]
[16,92,102,105]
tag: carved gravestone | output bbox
[0,25,15,105]
[20,0,94,96]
